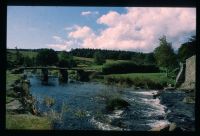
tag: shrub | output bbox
[106,98,130,111]
[75,109,87,118]
[43,97,55,107]
[102,62,159,74]
[105,76,168,89]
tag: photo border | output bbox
[0,0,198,136]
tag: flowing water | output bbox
[28,75,170,131]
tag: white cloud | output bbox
[47,44,68,51]
[47,38,81,51]
[68,26,96,39]
[88,8,195,52]
[81,11,99,16]
[48,8,196,52]
[64,25,79,31]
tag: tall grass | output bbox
[43,97,55,107]
[6,114,51,129]
[105,73,175,89]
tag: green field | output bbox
[74,56,132,72]
[106,73,174,83]
[6,71,21,89]
[8,50,38,58]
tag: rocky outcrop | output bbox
[159,90,195,131]
[6,99,24,113]
[6,74,37,115]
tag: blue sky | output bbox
[7,6,196,53]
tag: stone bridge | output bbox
[18,67,92,84]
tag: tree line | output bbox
[7,35,196,77]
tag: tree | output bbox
[14,46,24,66]
[144,53,156,65]
[36,49,58,66]
[23,56,32,67]
[178,35,196,62]
[154,36,178,77]
[93,51,106,65]
[58,51,76,68]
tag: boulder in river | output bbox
[149,124,170,131]
[106,98,130,111]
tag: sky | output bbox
[7,6,196,53]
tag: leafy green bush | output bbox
[43,97,55,107]
[105,76,169,89]
[102,62,159,74]
[106,98,130,111]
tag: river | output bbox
[27,75,173,131]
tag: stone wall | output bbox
[180,55,196,90]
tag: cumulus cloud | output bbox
[48,8,196,52]
[93,8,196,52]
[68,26,96,39]
[47,36,81,51]
[81,11,99,16]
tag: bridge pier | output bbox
[76,69,89,82]
[41,68,48,84]
[59,69,68,83]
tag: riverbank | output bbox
[6,71,51,129]
[98,73,175,90]
[6,71,195,131]
[151,89,195,131]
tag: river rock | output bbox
[168,123,182,131]
[164,87,175,91]
[182,97,195,104]
[24,79,30,85]
[149,124,170,131]
[6,99,24,111]
[169,123,176,131]
[152,91,161,99]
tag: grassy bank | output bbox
[105,73,175,89]
[6,114,51,129]
[6,70,53,130]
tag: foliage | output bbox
[154,36,178,75]
[36,49,58,66]
[93,51,106,65]
[70,48,156,64]
[106,98,130,111]
[58,51,76,68]
[178,35,196,62]
[6,96,15,104]
[23,56,35,67]
[43,96,55,107]
[14,47,24,66]
[6,114,51,129]
[105,73,175,89]
[75,109,87,118]
[102,61,159,74]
